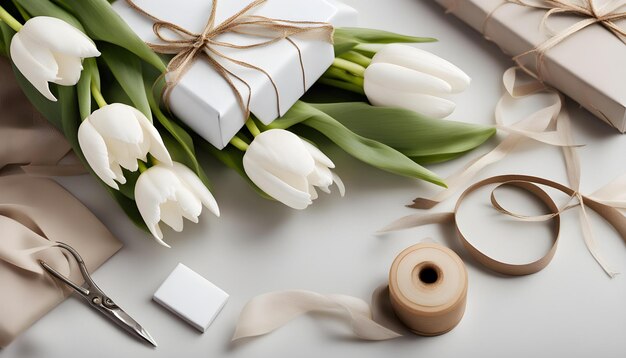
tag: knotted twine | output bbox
[481,0,626,80]
[126,0,334,119]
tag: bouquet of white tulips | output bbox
[0,0,495,246]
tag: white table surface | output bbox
[3,0,626,357]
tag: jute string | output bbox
[126,0,334,119]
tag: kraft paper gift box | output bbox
[435,0,626,133]
[113,0,358,149]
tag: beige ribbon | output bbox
[381,173,626,276]
[0,59,122,347]
[406,65,625,277]
[233,290,402,341]
[126,0,334,119]
[0,58,84,176]
[479,0,626,80]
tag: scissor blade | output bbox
[106,306,158,347]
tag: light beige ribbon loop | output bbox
[126,0,334,119]
[384,174,626,277]
[232,290,402,341]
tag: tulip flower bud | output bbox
[9,16,100,101]
[243,129,345,210]
[135,162,220,247]
[364,44,471,119]
[78,103,172,189]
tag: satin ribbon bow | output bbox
[126,0,334,119]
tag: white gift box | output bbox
[112,0,358,149]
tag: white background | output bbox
[3,0,626,357]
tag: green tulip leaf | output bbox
[14,0,83,30]
[308,102,496,164]
[76,57,97,120]
[146,86,212,189]
[53,0,166,71]
[268,101,446,187]
[100,43,151,118]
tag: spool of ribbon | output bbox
[389,243,468,336]
[232,242,469,341]
[126,0,334,119]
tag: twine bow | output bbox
[494,0,626,79]
[126,0,334,119]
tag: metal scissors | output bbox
[39,242,157,347]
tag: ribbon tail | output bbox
[578,200,619,278]
[377,212,455,233]
[232,290,401,341]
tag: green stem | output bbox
[230,135,250,151]
[339,51,372,68]
[138,160,148,173]
[332,58,366,77]
[318,78,365,95]
[323,67,364,87]
[0,5,23,32]
[91,81,108,109]
[245,118,261,137]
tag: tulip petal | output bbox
[243,158,312,210]
[160,200,185,232]
[365,63,452,95]
[78,120,118,189]
[89,104,144,143]
[333,173,346,197]
[364,82,456,119]
[308,163,334,190]
[175,187,203,223]
[106,139,140,171]
[53,52,83,86]
[246,129,315,178]
[308,185,319,200]
[171,162,220,217]
[132,107,172,166]
[301,140,335,169]
[372,44,470,93]
[20,17,100,59]
[135,167,178,247]
[9,34,58,101]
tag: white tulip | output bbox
[364,44,471,119]
[243,129,345,210]
[78,103,172,189]
[135,162,220,247]
[9,16,100,101]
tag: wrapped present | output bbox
[112,0,358,148]
[436,0,626,133]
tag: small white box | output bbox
[153,263,229,332]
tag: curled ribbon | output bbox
[381,174,626,276]
[407,65,624,277]
[126,0,334,119]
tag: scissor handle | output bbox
[39,242,101,299]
